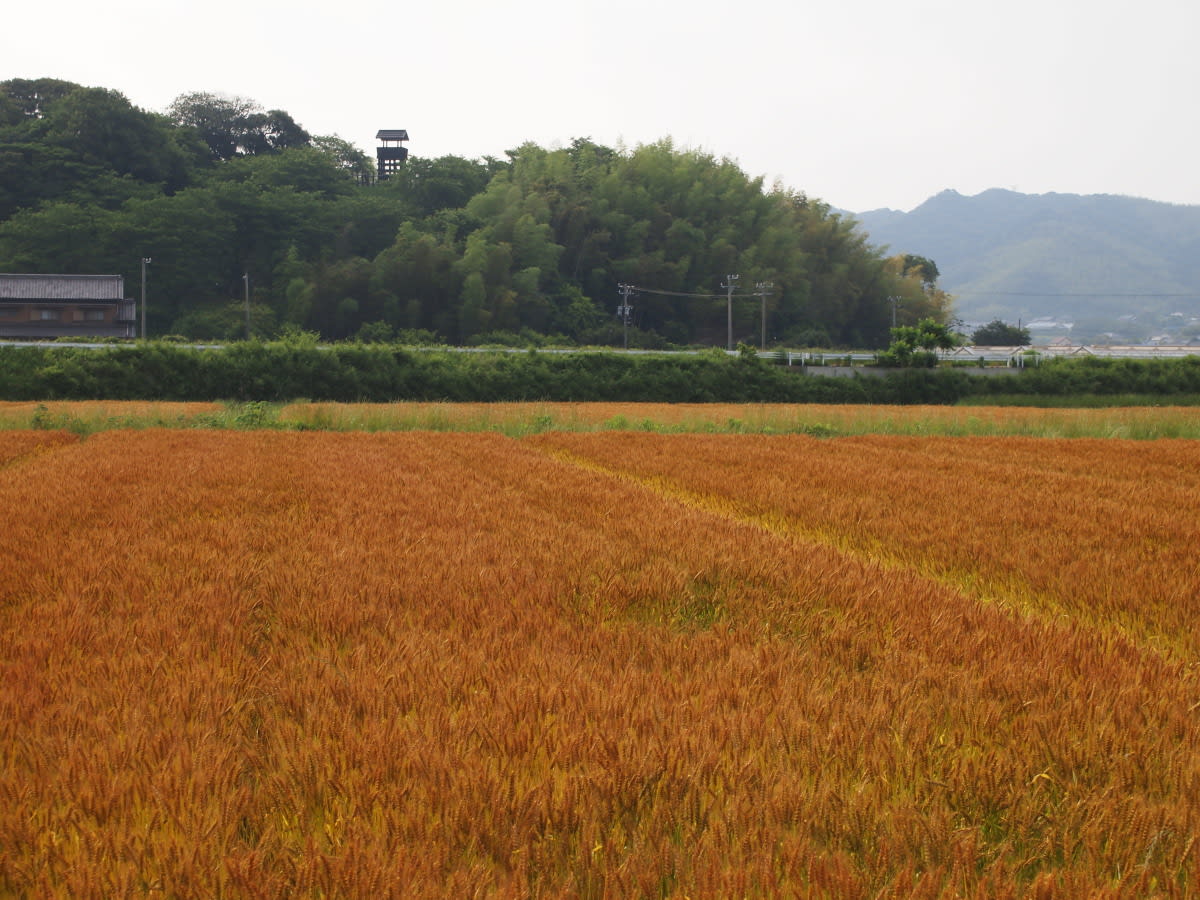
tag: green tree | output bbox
[878,318,957,367]
[119,189,240,331]
[167,92,311,161]
[210,146,355,198]
[880,254,955,331]
[392,155,496,217]
[0,91,21,127]
[0,81,198,217]
[458,271,491,338]
[172,299,277,340]
[0,201,121,272]
[370,223,460,334]
[0,78,79,118]
[43,87,192,188]
[902,254,940,286]
[971,319,1031,345]
[241,109,310,156]
[312,135,375,181]
[305,256,373,338]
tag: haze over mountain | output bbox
[852,189,1200,341]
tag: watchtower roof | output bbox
[376,130,409,142]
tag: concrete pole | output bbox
[140,258,151,339]
[722,274,739,350]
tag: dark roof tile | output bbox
[0,274,126,301]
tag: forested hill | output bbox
[853,189,1200,330]
[0,77,949,348]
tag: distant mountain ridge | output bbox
[852,189,1200,336]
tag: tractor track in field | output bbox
[530,439,1185,666]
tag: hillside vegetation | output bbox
[0,78,949,349]
[854,188,1200,335]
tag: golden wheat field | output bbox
[2,419,1199,898]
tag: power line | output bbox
[954,291,1200,298]
[617,279,776,351]
[621,283,771,300]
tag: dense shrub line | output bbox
[1,343,1198,404]
[973,354,1200,397]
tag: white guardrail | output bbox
[785,346,1200,366]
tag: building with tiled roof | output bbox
[0,274,136,339]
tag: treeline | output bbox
[0,78,950,348]
[3,342,1198,405]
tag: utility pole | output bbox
[243,273,251,340]
[721,274,740,351]
[888,295,900,329]
[755,282,774,350]
[616,283,635,350]
[140,257,151,339]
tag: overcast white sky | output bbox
[6,0,1198,212]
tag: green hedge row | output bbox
[1,343,1197,404]
[970,355,1200,397]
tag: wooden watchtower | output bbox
[376,130,409,180]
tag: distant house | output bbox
[0,274,136,339]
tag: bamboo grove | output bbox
[0,78,948,347]
[2,423,1199,897]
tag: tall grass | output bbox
[2,400,1198,438]
[961,392,1200,408]
[0,400,226,435]
[277,400,1200,438]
